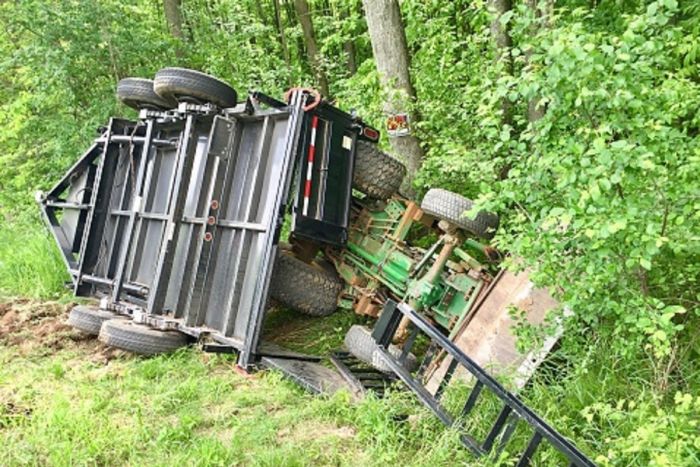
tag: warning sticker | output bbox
[342,135,353,150]
[387,113,410,136]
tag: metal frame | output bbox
[371,300,595,467]
[329,350,397,397]
[38,90,372,369]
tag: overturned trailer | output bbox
[37,70,375,367]
[38,68,594,466]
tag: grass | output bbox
[0,224,68,300]
[0,322,472,466]
[1,224,699,466]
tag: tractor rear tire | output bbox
[98,320,188,356]
[117,78,176,110]
[154,67,237,108]
[420,188,499,240]
[353,141,406,200]
[67,305,123,336]
[344,325,418,373]
[268,250,343,317]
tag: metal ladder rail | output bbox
[372,300,595,467]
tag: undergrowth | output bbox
[0,221,68,300]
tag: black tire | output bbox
[421,188,499,240]
[344,325,418,373]
[67,305,123,336]
[117,78,176,110]
[153,67,237,108]
[98,320,188,356]
[353,141,406,200]
[268,250,343,317]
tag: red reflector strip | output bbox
[302,116,319,216]
[363,127,379,141]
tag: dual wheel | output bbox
[118,68,405,202]
[116,68,238,111]
[68,305,187,356]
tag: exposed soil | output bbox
[276,420,356,443]
[0,298,125,362]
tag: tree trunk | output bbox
[341,4,357,75]
[526,0,553,122]
[344,39,356,75]
[362,0,424,193]
[273,0,293,84]
[294,0,330,97]
[488,0,514,180]
[489,0,513,126]
[163,0,184,57]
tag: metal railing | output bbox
[371,300,595,467]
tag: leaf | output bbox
[499,11,513,27]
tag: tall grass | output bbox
[0,222,68,299]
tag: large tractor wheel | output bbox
[344,325,418,373]
[153,67,237,108]
[421,188,499,240]
[67,305,124,336]
[117,78,176,111]
[98,320,188,356]
[268,250,343,317]
[353,141,406,200]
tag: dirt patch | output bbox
[276,420,356,444]
[0,298,118,361]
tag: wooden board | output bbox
[426,268,563,393]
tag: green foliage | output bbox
[582,392,700,466]
[0,0,178,219]
[0,221,68,299]
[481,1,700,358]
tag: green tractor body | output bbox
[326,196,493,336]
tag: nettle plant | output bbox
[473,2,700,359]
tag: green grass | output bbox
[1,224,699,466]
[0,332,474,467]
[6,297,695,467]
[0,224,68,300]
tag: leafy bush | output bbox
[476,2,700,359]
[582,393,700,466]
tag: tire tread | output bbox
[353,141,406,200]
[268,251,342,317]
[421,188,499,239]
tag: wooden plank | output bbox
[426,268,564,393]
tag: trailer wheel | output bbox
[344,325,418,373]
[269,250,342,317]
[98,320,188,356]
[353,141,406,200]
[420,188,499,240]
[154,67,238,108]
[67,305,123,336]
[117,78,176,110]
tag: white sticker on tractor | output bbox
[342,136,352,150]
